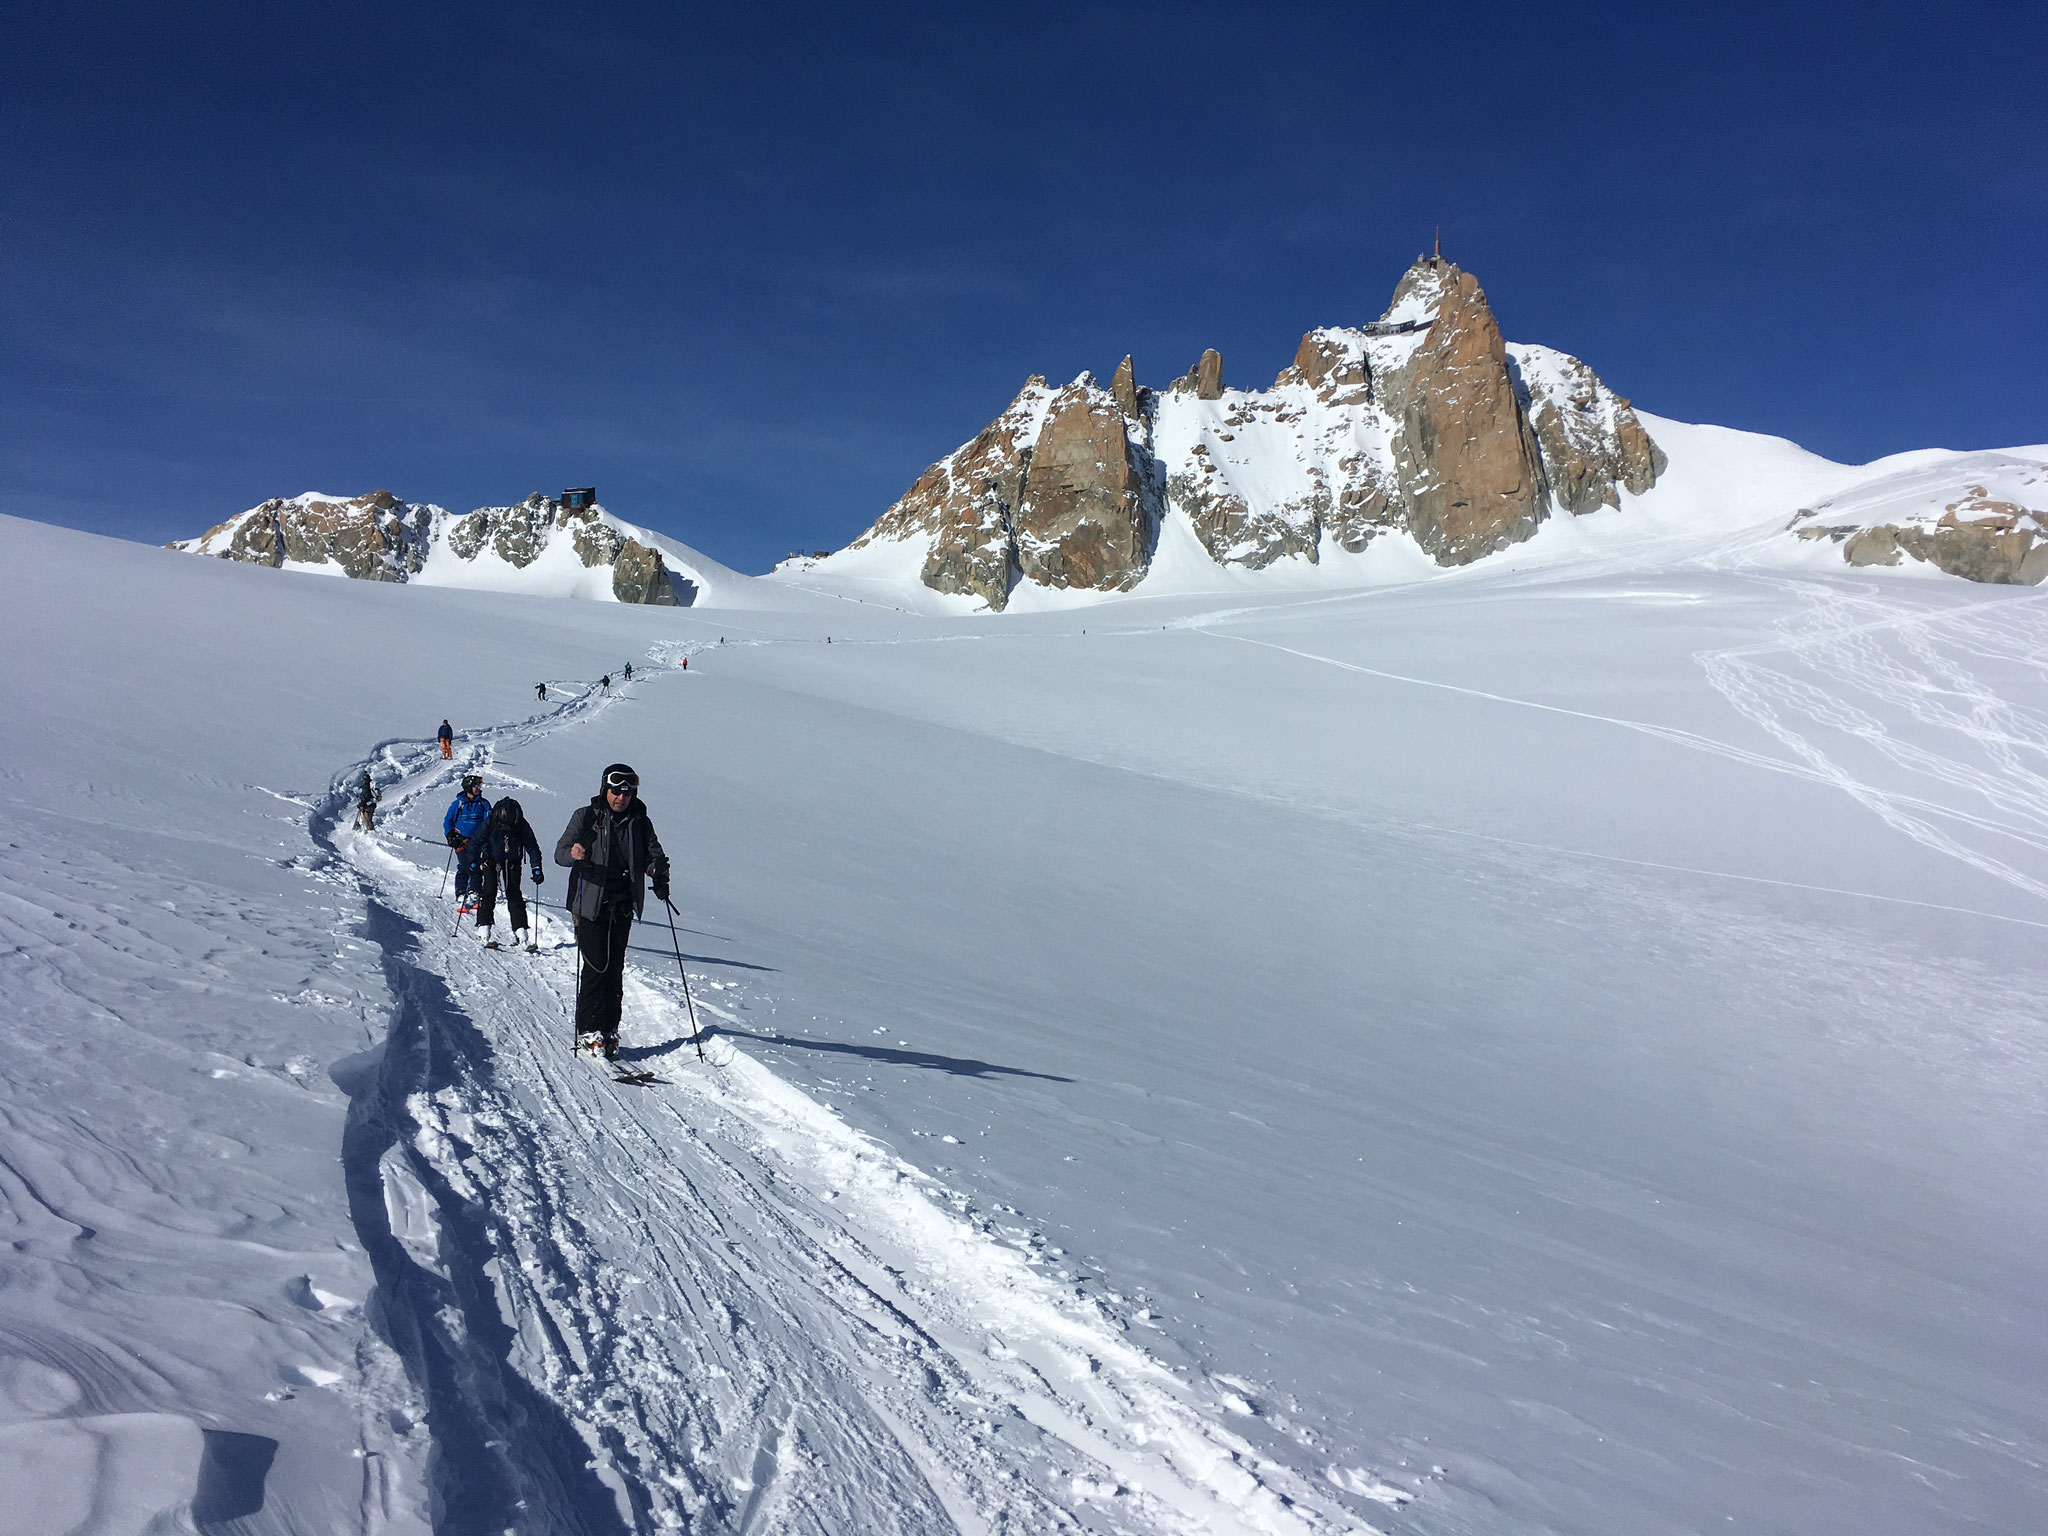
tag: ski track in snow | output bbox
[1695,576,2048,903]
[316,652,1390,1535]
[1187,577,2048,923]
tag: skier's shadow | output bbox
[625,943,776,972]
[629,1028,1071,1082]
[337,898,634,1535]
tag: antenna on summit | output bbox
[1433,227,1441,265]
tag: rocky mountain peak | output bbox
[1111,355,1141,417]
[173,490,690,604]
[1385,256,1451,324]
[1013,378,1152,594]
[842,255,1670,608]
[1379,262,1548,564]
[1276,329,1371,401]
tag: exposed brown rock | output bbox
[611,537,683,604]
[1323,453,1402,553]
[1842,528,1901,565]
[1014,382,1150,591]
[1867,524,2047,584]
[447,494,565,568]
[842,254,1671,597]
[1278,331,1370,400]
[183,492,435,580]
[174,489,687,602]
[1518,350,1667,514]
[1111,355,1141,418]
[851,381,1047,609]
[1170,444,1320,569]
[1379,263,1547,564]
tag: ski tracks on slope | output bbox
[1694,577,2048,904]
[313,660,1391,1535]
[1193,575,2048,921]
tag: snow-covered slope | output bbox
[4,512,2046,1534]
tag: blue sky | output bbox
[5,1,2042,574]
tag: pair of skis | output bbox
[566,898,706,1085]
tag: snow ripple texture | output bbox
[320,658,1382,1535]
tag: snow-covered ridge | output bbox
[1784,449,2048,585]
[173,489,711,605]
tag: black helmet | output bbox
[461,773,483,794]
[494,797,523,825]
[600,762,639,795]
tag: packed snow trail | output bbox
[316,659,1387,1535]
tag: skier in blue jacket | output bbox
[443,775,492,910]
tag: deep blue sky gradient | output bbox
[5,1,2042,572]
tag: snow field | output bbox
[3,509,2047,1535]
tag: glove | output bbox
[532,868,544,885]
[651,874,670,905]
[448,832,465,849]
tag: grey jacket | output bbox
[555,797,669,919]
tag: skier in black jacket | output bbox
[555,763,670,1058]
[353,772,380,831]
[473,797,545,946]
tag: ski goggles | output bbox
[603,770,639,794]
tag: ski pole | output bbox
[572,919,584,1055]
[663,900,706,1062]
[438,843,454,897]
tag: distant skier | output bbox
[353,772,380,832]
[623,662,633,681]
[600,674,611,695]
[536,681,547,701]
[680,657,687,671]
[438,719,454,760]
[443,774,491,912]
[473,797,544,947]
[555,763,670,1061]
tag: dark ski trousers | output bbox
[574,903,634,1040]
[453,842,480,898]
[476,862,528,931]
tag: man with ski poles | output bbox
[443,774,491,914]
[353,771,380,831]
[472,798,545,948]
[555,763,669,1061]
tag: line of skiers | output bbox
[438,762,669,1061]
[535,663,641,701]
[390,703,677,1062]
